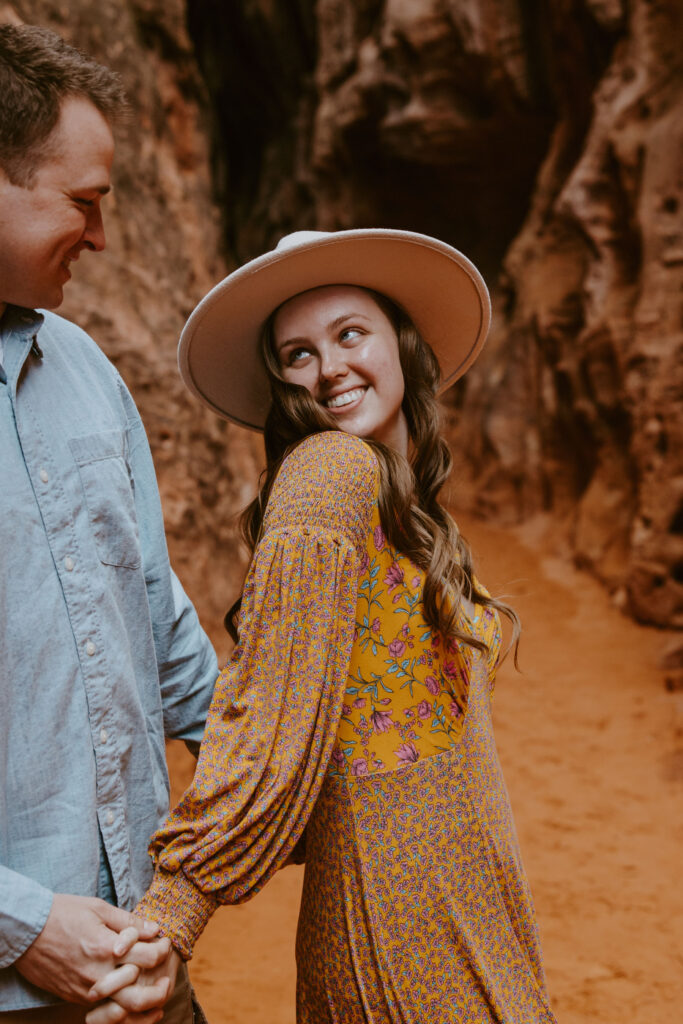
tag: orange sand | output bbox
[167,515,683,1023]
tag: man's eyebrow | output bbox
[73,184,111,196]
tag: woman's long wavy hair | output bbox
[226,288,519,662]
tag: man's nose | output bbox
[82,205,106,252]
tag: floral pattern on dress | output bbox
[330,499,501,778]
[297,659,557,1024]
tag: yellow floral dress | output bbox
[137,431,557,1024]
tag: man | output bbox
[0,23,218,1023]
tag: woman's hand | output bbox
[84,941,180,1024]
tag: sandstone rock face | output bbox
[7,1,681,641]
[188,0,683,633]
[455,0,683,631]
[4,0,262,655]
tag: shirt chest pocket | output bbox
[69,430,141,569]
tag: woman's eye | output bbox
[75,197,95,208]
[288,347,310,365]
[340,327,362,342]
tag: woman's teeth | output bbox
[325,387,365,409]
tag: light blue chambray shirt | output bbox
[0,306,218,1010]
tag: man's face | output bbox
[0,96,114,313]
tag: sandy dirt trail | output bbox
[167,515,683,1023]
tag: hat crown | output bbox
[274,230,331,253]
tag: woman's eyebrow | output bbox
[277,312,372,352]
[328,312,371,330]
[276,334,307,354]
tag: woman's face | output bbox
[273,285,409,454]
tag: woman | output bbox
[96,229,557,1023]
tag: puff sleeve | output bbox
[136,431,378,958]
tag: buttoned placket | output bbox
[4,313,129,905]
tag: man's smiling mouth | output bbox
[324,387,367,409]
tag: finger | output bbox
[86,1006,163,1024]
[112,976,171,1013]
[112,926,140,958]
[85,1000,128,1024]
[121,938,171,970]
[119,1011,164,1024]
[129,915,160,940]
[100,903,160,940]
[88,963,140,1000]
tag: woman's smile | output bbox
[323,385,368,410]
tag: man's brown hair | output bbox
[0,23,127,186]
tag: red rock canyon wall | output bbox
[5,1,682,659]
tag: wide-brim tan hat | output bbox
[178,228,491,431]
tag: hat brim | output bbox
[178,229,491,431]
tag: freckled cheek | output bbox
[354,347,396,382]
[372,350,405,402]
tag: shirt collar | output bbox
[0,305,45,338]
[0,306,45,387]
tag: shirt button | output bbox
[85,640,96,656]
[39,468,48,483]
[64,556,74,572]
[100,728,108,744]
[106,810,115,826]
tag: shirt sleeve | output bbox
[0,866,53,968]
[119,379,218,751]
[136,431,378,958]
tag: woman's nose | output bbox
[319,346,348,381]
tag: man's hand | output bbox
[14,893,163,1005]
[84,948,182,1024]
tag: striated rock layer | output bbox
[188,0,683,641]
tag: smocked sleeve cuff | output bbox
[136,869,220,961]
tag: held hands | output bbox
[14,893,174,1022]
[85,947,181,1024]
